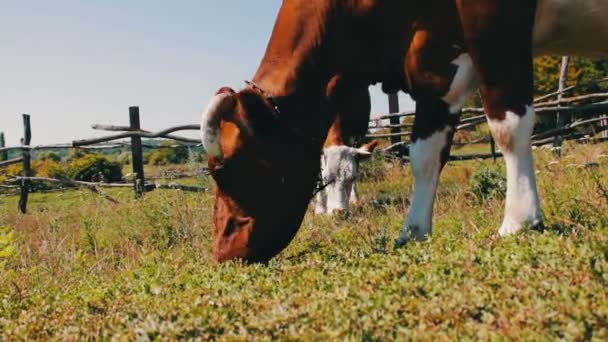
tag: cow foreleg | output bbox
[314,188,328,214]
[349,183,358,204]
[395,98,465,246]
[396,44,476,247]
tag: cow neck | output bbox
[250,66,331,155]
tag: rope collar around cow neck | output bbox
[243,80,325,148]
[244,80,282,117]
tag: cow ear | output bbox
[352,141,378,161]
[360,140,378,153]
[349,147,371,161]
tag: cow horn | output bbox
[201,87,236,160]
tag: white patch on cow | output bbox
[487,106,542,236]
[441,53,476,114]
[201,93,231,159]
[201,129,222,159]
[397,126,452,243]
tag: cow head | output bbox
[200,0,416,263]
[316,141,378,214]
[201,86,331,263]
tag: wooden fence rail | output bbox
[72,124,200,146]
[6,176,206,193]
[0,142,200,153]
[0,157,23,168]
[1,107,207,214]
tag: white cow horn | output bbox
[201,88,236,160]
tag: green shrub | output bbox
[0,225,17,271]
[65,149,90,162]
[358,153,387,182]
[468,166,506,202]
[37,151,61,162]
[68,155,123,182]
[115,152,132,165]
[0,160,69,191]
[146,145,189,165]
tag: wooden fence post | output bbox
[388,93,401,151]
[554,56,570,156]
[19,114,32,214]
[489,135,497,162]
[129,106,145,197]
[0,132,6,162]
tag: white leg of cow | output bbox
[314,155,328,214]
[314,189,328,214]
[396,53,476,247]
[397,126,452,242]
[349,182,358,204]
[487,106,542,235]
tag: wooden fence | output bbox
[2,75,608,213]
[369,94,608,153]
[0,108,206,213]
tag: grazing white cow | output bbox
[314,76,378,214]
[315,141,378,214]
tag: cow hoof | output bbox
[394,236,409,250]
[394,229,413,249]
[498,218,544,236]
[531,221,545,232]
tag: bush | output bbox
[468,166,506,202]
[68,155,123,182]
[37,151,61,162]
[0,160,68,191]
[115,152,132,166]
[36,160,68,179]
[65,149,90,162]
[147,144,189,166]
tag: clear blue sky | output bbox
[0,0,414,146]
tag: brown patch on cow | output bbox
[324,75,371,148]
[217,121,242,160]
[456,0,536,120]
[213,189,253,262]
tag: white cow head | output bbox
[314,141,377,214]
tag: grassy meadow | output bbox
[1,142,607,340]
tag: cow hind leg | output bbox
[457,0,543,236]
[349,183,358,204]
[488,106,542,235]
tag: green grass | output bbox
[1,143,607,340]
[451,142,494,155]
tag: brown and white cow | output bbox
[315,76,378,215]
[201,0,608,262]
